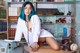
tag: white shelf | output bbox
[0,19,7,21]
[37,1,75,4]
[0,31,7,34]
[0,5,5,7]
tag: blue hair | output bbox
[19,1,36,21]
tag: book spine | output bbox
[2,22,7,31]
[8,28,11,37]
[0,22,3,31]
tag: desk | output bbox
[24,45,73,53]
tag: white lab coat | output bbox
[14,15,54,45]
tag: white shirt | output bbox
[14,15,41,44]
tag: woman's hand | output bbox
[30,42,39,52]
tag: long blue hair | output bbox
[19,1,36,21]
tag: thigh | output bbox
[46,37,60,50]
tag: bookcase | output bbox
[7,0,76,42]
[0,4,8,39]
[8,2,20,39]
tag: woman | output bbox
[14,1,60,52]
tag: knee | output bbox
[51,44,60,51]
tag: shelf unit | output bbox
[36,1,76,42]
[0,5,8,39]
[8,2,22,39]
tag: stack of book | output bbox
[37,8,64,16]
[0,21,7,31]
[0,8,6,18]
[0,33,7,40]
[7,0,74,2]
[8,0,32,2]
[37,0,73,2]
[9,7,21,16]
[8,28,16,37]
[64,0,73,2]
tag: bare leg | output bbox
[39,37,60,51]
[46,37,60,50]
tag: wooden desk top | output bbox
[30,46,73,53]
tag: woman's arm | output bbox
[31,15,41,51]
[31,15,41,42]
[14,18,22,41]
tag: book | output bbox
[8,28,16,37]
[2,22,7,31]
[0,22,3,31]
[0,33,7,40]
[0,8,6,18]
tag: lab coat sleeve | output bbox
[14,18,22,41]
[32,15,41,42]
